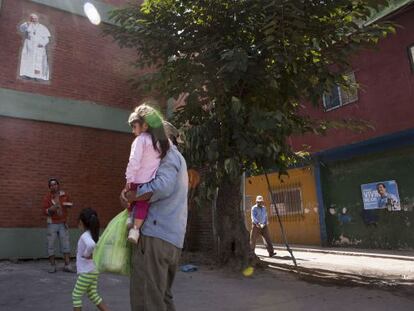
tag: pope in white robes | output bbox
[19,14,51,81]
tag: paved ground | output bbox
[256,245,414,285]
[0,259,413,311]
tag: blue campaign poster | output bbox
[360,180,401,211]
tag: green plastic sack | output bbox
[93,209,131,276]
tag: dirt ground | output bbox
[0,259,413,311]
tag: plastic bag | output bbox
[93,209,131,276]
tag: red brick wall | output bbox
[0,0,147,110]
[185,203,215,251]
[0,116,132,228]
[0,0,171,230]
[291,7,414,152]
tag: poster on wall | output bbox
[361,180,401,211]
[18,13,51,81]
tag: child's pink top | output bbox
[125,132,161,184]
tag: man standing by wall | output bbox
[42,178,74,273]
[250,195,275,257]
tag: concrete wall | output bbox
[0,87,130,132]
[322,146,414,249]
[245,167,321,246]
[0,228,81,259]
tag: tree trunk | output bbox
[215,176,252,268]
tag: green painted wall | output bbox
[322,146,414,249]
[0,88,130,133]
[0,228,82,259]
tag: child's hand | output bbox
[52,193,60,204]
[120,189,129,209]
[125,190,138,203]
[125,182,131,191]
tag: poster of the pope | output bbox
[19,13,51,81]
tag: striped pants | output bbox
[72,272,103,308]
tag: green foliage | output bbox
[106,0,394,188]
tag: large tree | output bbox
[107,0,394,268]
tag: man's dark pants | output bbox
[250,225,274,255]
[130,235,181,311]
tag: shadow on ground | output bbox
[261,259,414,298]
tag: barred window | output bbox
[323,72,358,111]
[269,185,303,216]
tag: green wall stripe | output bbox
[0,228,81,259]
[0,88,131,133]
[29,0,117,25]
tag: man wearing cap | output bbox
[121,120,188,311]
[42,178,74,273]
[250,195,275,257]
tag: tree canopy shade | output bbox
[106,0,395,267]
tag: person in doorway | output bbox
[121,120,188,311]
[19,13,51,81]
[42,178,74,273]
[250,195,275,257]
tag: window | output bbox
[269,184,303,216]
[323,72,358,111]
[408,44,414,72]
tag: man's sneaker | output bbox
[48,265,57,273]
[63,264,75,273]
[128,228,140,244]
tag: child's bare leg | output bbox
[97,302,110,311]
[133,218,144,230]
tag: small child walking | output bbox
[125,104,170,243]
[72,208,109,311]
